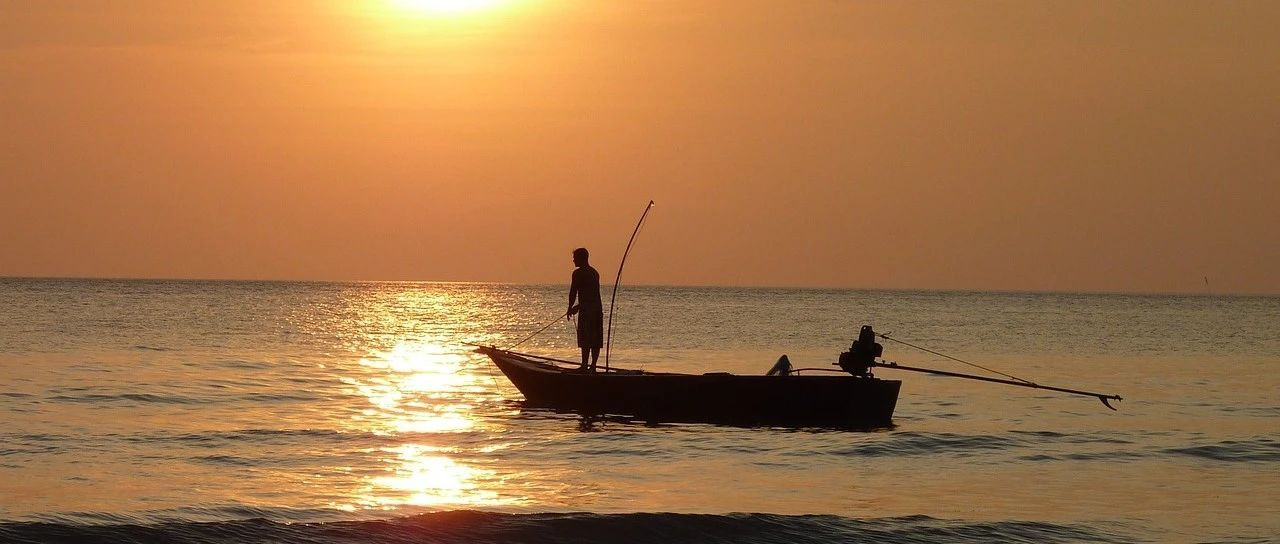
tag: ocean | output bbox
[1,278,1277,543]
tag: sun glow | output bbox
[352,0,528,52]
[388,0,503,15]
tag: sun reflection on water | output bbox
[355,343,482,433]
[348,340,521,508]
[368,445,503,507]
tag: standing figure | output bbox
[567,247,604,371]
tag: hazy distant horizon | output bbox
[3,274,1273,297]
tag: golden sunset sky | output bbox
[2,1,1277,293]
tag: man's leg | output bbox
[580,348,590,370]
[589,347,600,371]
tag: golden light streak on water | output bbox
[355,342,480,433]
[347,338,521,507]
[367,445,505,507]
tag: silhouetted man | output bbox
[567,247,603,371]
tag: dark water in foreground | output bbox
[1,279,1277,543]
[0,511,1128,544]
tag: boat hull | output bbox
[480,347,901,428]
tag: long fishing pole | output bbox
[507,310,570,350]
[868,331,1121,409]
[605,200,655,371]
[872,361,1123,410]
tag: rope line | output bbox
[877,333,1036,385]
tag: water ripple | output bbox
[827,432,1023,457]
[1164,439,1280,462]
[47,392,203,405]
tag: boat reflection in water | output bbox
[347,341,521,509]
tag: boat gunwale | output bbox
[477,345,901,382]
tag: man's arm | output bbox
[567,270,580,318]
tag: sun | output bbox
[389,0,503,15]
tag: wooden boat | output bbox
[476,317,1122,428]
[475,345,902,428]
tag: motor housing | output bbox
[837,325,882,376]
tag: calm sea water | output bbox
[1,278,1277,543]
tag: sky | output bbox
[2,1,1277,294]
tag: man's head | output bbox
[572,247,589,267]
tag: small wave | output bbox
[814,431,1140,459]
[1219,405,1280,417]
[214,360,274,370]
[0,511,1129,544]
[1164,438,1280,462]
[120,429,401,449]
[133,345,174,352]
[234,393,324,403]
[0,445,64,457]
[44,391,322,406]
[827,432,1023,457]
[1018,451,1147,462]
[0,434,72,456]
[47,393,202,405]
[1008,430,1133,445]
[192,455,258,467]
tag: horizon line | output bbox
[2,274,1275,298]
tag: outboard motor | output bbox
[837,325,883,376]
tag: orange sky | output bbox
[2,1,1277,293]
